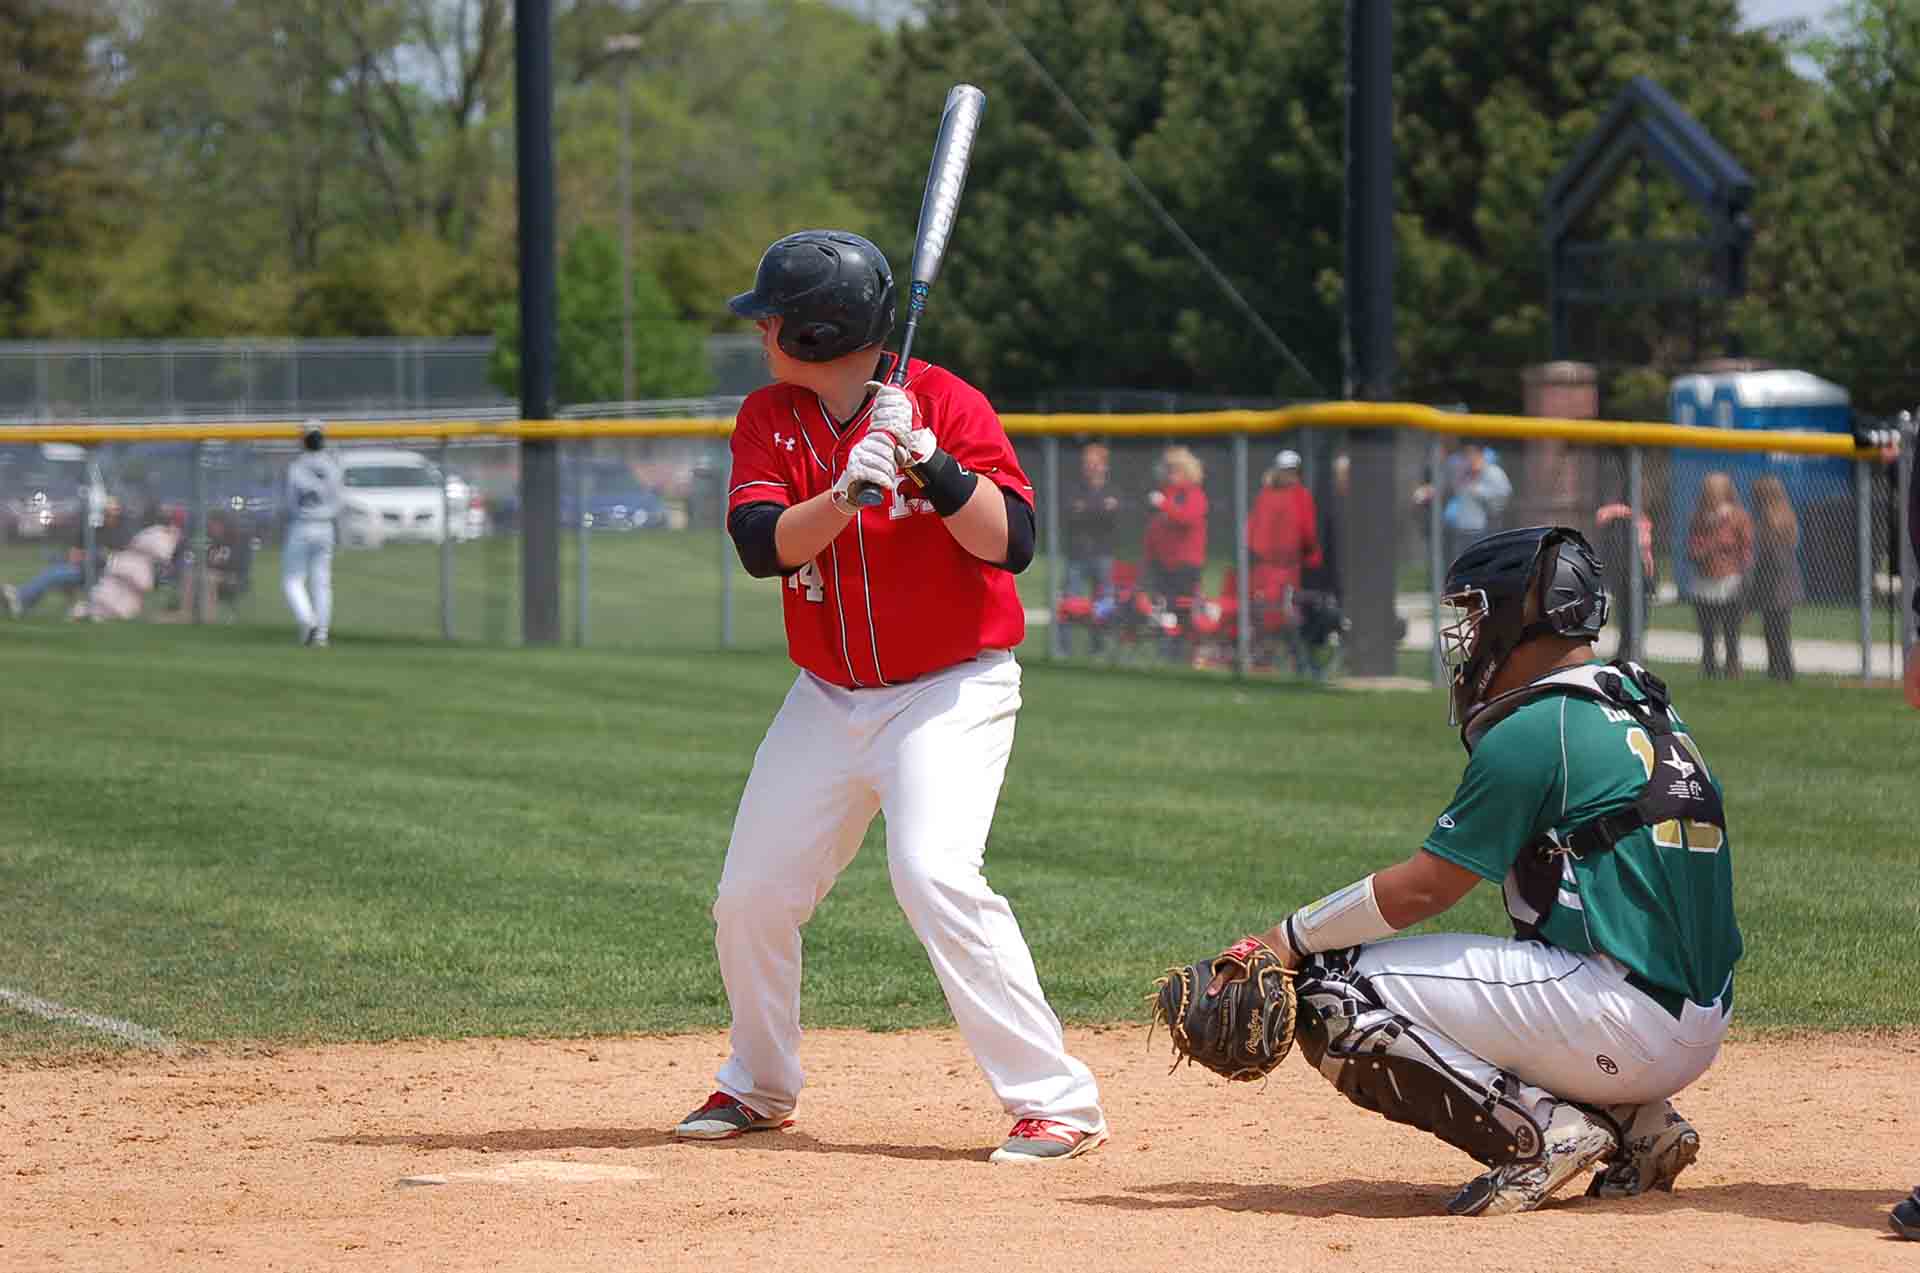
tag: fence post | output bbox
[575,440,590,648]
[80,447,97,604]
[1856,456,1873,681]
[1901,420,1915,659]
[191,439,208,624]
[1427,434,1444,687]
[1627,445,1645,664]
[439,436,455,641]
[1233,433,1251,679]
[1045,436,1062,660]
[719,458,735,649]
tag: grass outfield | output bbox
[0,622,1915,1061]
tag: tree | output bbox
[489,225,711,405]
[0,2,119,335]
[1732,0,1920,413]
[856,0,1815,408]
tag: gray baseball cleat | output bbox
[1447,1104,1618,1216]
[1891,1187,1920,1240]
[1586,1100,1699,1199]
[988,1118,1109,1165]
[674,1090,791,1140]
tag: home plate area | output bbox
[7,1028,1917,1272]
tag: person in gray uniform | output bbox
[283,420,344,646]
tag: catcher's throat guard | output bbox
[1150,938,1298,1082]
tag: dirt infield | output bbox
[7,1028,1916,1272]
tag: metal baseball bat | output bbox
[850,83,988,507]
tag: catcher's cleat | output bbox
[674,1091,792,1140]
[1892,1187,1920,1241]
[988,1118,1109,1165]
[1587,1100,1699,1199]
[1446,1105,1617,1217]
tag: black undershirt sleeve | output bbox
[1000,487,1036,574]
[727,501,792,579]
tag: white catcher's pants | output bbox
[1350,933,1730,1121]
[281,522,335,633]
[711,651,1104,1132]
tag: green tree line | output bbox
[3,0,1914,411]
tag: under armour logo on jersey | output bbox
[772,431,797,451]
[1661,746,1697,781]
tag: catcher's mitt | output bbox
[1149,936,1298,1081]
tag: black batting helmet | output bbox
[729,231,896,363]
[1439,526,1609,734]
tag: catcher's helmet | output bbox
[729,231,897,363]
[1439,526,1609,733]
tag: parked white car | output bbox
[337,449,480,548]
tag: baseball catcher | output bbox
[1158,527,1742,1216]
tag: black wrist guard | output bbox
[908,447,979,518]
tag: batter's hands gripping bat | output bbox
[848,83,988,508]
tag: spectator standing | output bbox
[1686,471,1755,680]
[1064,443,1120,600]
[1595,501,1656,656]
[1303,454,1348,599]
[1748,476,1802,682]
[283,420,344,647]
[1142,445,1207,604]
[1445,445,1514,562]
[1247,449,1321,597]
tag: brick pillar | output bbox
[1514,361,1600,532]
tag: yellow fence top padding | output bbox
[0,400,1885,459]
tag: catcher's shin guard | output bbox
[1295,955,1545,1167]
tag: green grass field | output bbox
[1,614,1914,1061]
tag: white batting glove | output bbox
[865,381,935,467]
[830,430,899,511]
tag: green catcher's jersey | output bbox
[1421,663,1742,1007]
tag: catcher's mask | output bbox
[1440,526,1608,738]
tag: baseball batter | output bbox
[283,420,343,647]
[1224,527,1740,1215]
[674,230,1107,1164]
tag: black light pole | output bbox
[516,0,561,644]
[1341,0,1398,677]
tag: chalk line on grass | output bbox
[0,985,177,1051]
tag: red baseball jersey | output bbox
[726,356,1033,688]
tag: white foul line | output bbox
[0,985,176,1051]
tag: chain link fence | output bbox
[0,340,510,423]
[1,401,1910,687]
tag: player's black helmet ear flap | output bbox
[1439,526,1609,736]
[730,231,897,363]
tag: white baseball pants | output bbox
[1350,933,1730,1121]
[282,522,335,634]
[711,651,1104,1132]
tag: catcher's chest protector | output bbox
[1496,662,1728,942]
[1295,962,1544,1167]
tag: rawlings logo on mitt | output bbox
[1149,937,1298,1082]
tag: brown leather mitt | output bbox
[1150,936,1298,1082]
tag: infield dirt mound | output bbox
[7,1028,1915,1271]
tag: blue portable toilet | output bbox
[1667,369,1852,603]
